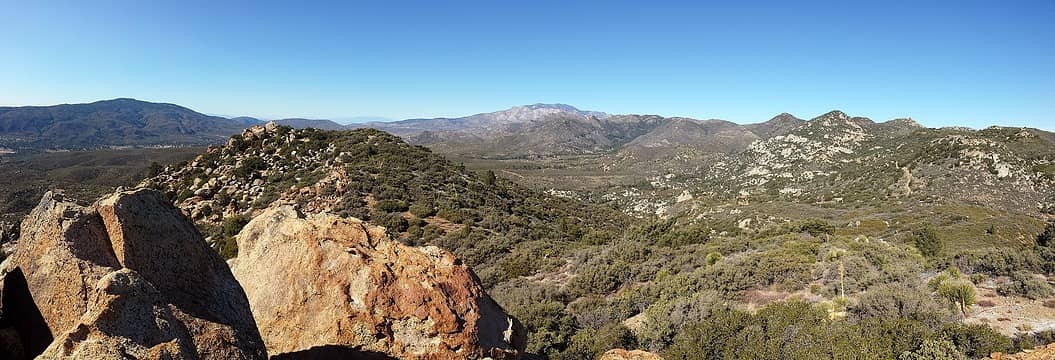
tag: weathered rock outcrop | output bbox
[229,206,526,359]
[0,189,266,359]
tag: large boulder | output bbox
[0,189,266,359]
[229,206,526,359]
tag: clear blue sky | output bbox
[1,0,1052,129]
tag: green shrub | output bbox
[663,309,752,359]
[1038,222,1055,247]
[791,219,835,237]
[897,338,965,360]
[176,189,194,202]
[955,249,1043,276]
[372,211,408,233]
[436,208,472,224]
[705,251,721,265]
[408,203,436,218]
[515,300,577,357]
[222,215,250,238]
[1017,335,1035,351]
[218,235,238,259]
[562,323,636,360]
[567,297,635,331]
[374,199,408,213]
[850,283,950,324]
[407,216,427,228]
[568,261,628,296]
[997,271,1054,300]
[233,157,268,178]
[663,302,1010,359]
[497,251,542,282]
[938,280,976,317]
[914,226,943,258]
[637,291,723,351]
[581,229,615,246]
[940,323,1013,358]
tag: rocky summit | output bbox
[230,206,525,359]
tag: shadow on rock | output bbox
[0,267,53,359]
[271,345,397,360]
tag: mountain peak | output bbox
[769,112,803,122]
[92,98,164,107]
[816,110,850,121]
[883,117,923,128]
[100,97,140,102]
[521,103,581,111]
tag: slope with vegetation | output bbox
[143,123,1055,359]
[143,123,626,282]
[0,148,201,226]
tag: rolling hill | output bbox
[0,98,258,151]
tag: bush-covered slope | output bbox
[143,124,627,280]
[143,123,1055,359]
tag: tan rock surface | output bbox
[987,343,1055,360]
[603,348,658,358]
[39,269,197,359]
[600,349,664,360]
[229,206,525,359]
[0,189,266,359]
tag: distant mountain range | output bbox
[0,99,259,150]
[360,104,933,159]
[1,98,1047,164]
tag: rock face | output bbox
[0,189,266,359]
[600,349,664,360]
[229,206,526,359]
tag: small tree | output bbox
[939,280,976,318]
[705,252,722,266]
[914,226,943,258]
[483,170,497,186]
[1037,222,1055,247]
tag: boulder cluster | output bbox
[0,188,525,359]
[143,123,345,227]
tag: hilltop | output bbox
[142,123,626,279]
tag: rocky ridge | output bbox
[365,103,610,138]
[592,111,1055,218]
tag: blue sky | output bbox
[0,0,1052,129]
